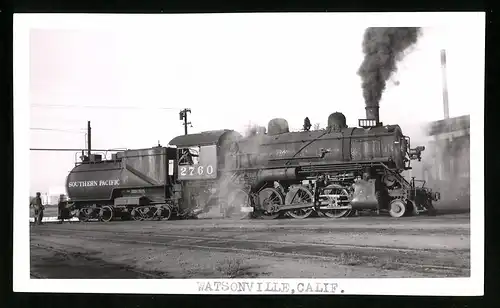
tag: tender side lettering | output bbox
[69,179,120,188]
[179,164,215,177]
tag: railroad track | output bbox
[34,227,470,276]
[29,218,471,233]
[36,226,464,254]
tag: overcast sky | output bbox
[26,14,484,195]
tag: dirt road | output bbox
[30,213,470,279]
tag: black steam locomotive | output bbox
[63,108,440,222]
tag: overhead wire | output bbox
[31,104,185,110]
[30,105,190,152]
[30,127,86,134]
[30,148,125,152]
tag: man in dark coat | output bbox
[58,194,69,223]
[31,192,44,225]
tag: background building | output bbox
[39,186,67,205]
[420,115,470,208]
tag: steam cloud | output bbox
[358,27,422,108]
[199,123,267,220]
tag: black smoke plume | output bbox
[358,27,422,108]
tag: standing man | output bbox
[58,194,68,223]
[31,192,44,225]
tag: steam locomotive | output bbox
[63,108,440,222]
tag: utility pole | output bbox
[179,108,191,135]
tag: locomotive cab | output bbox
[176,145,218,180]
[168,129,242,181]
[168,129,243,216]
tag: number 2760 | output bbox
[180,165,214,176]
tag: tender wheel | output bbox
[78,209,90,222]
[322,185,352,218]
[131,208,144,221]
[99,205,114,222]
[226,189,253,219]
[389,199,406,218]
[285,186,314,219]
[160,205,172,221]
[256,187,283,219]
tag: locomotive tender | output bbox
[64,108,440,222]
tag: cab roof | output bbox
[168,129,241,148]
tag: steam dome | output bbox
[267,118,289,136]
[327,112,347,130]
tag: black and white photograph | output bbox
[14,12,484,295]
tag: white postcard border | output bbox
[13,12,485,296]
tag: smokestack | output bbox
[358,27,422,125]
[365,106,380,124]
[441,49,450,119]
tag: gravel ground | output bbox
[29,210,470,279]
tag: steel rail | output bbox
[35,227,470,254]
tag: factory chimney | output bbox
[441,49,450,119]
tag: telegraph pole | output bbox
[179,108,191,135]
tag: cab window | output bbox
[179,147,200,165]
